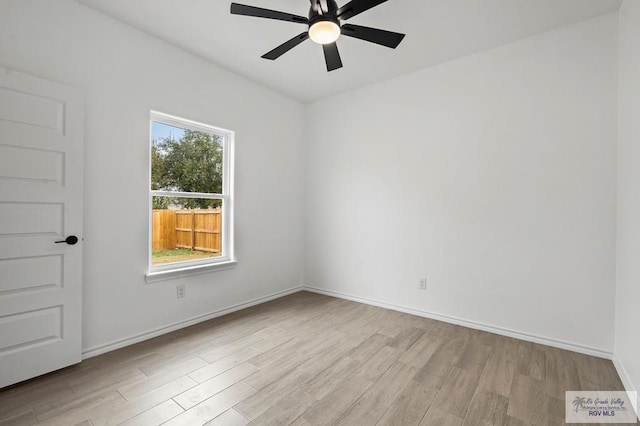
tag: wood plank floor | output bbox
[0,291,634,426]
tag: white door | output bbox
[0,67,83,388]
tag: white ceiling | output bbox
[76,0,622,103]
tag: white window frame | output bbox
[146,111,236,282]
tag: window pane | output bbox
[152,197,223,265]
[151,122,224,194]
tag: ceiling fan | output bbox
[230,0,405,72]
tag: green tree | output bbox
[152,130,223,209]
[151,143,170,209]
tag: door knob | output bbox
[55,236,79,245]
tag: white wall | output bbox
[305,15,618,354]
[615,0,640,410]
[0,0,306,353]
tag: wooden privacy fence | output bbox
[152,209,221,253]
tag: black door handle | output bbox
[55,236,79,245]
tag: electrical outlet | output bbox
[177,284,186,299]
[418,278,427,290]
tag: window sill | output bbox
[145,260,238,283]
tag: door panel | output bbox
[0,85,64,131]
[0,255,63,294]
[0,202,64,235]
[0,145,65,184]
[0,306,63,353]
[0,67,83,388]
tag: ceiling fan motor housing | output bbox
[309,0,340,27]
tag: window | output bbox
[147,111,235,281]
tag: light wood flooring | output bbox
[0,291,634,426]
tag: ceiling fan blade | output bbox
[230,3,308,24]
[262,32,310,60]
[336,0,388,20]
[341,24,405,48]
[322,42,343,71]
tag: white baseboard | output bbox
[612,355,639,420]
[81,286,304,359]
[82,284,614,362]
[303,286,614,360]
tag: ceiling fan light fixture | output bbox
[309,20,340,44]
